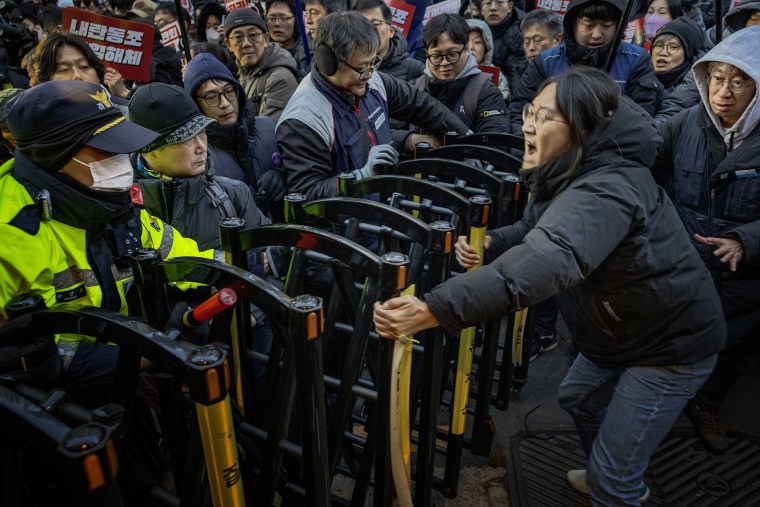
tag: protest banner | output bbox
[422,0,460,24]
[63,7,154,82]
[160,20,182,51]
[385,0,416,37]
[225,0,262,12]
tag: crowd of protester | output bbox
[0,0,758,503]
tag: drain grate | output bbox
[507,429,760,506]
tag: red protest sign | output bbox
[478,65,499,86]
[63,8,154,82]
[536,0,570,16]
[385,0,415,38]
[226,0,247,10]
[160,20,182,51]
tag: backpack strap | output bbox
[203,177,238,219]
[463,73,491,128]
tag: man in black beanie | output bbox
[223,7,300,121]
[0,80,210,395]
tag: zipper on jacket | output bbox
[352,105,377,147]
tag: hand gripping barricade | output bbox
[414,141,537,410]
[0,301,245,507]
[282,195,430,506]
[130,247,328,507]
[337,174,465,506]
[218,217,413,507]
[389,142,536,438]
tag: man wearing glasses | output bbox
[276,12,469,201]
[508,0,659,131]
[653,26,760,456]
[224,8,300,121]
[184,53,284,219]
[356,0,424,83]
[405,13,508,135]
[483,0,527,91]
[265,0,309,72]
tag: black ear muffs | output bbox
[314,44,338,76]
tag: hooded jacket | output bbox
[467,18,511,101]
[426,97,725,368]
[653,16,704,93]
[406,54,509,134]
[184,53,279,212]
[488,7,527,92]
[238,43,300,121]
[508,0,660,130]
[654,26,760,347]
[703,0,759,48]
[378,29,426,83]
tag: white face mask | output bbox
[73,153,135,192]
[206,29,221,43]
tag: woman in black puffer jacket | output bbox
[374,67,725,506]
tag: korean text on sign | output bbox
[384,0,416,37]
[63,7,154,82]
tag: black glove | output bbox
[1,315,61,387]
[163,302,210,345]
[257,169,287,204]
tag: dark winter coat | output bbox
[135,157,269,251]
[508,0,660,130]
[183,53,279,212]
[276,70,469,201]
[239,43,300,121]
[426,96,725,368]
[398,55,508,136]
[488,7,527,92]
[378,29,425,82]
[653,27,760,348]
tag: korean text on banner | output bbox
[384,0,416,37]
[63,7,154,82]
[160,20,182,51]
[422,0,460,24]
[226,0,251,12]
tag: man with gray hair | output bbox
[276,11,469,201]
[653,26,760,454]
[520,9,563,61]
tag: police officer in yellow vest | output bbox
[0,80,210,395]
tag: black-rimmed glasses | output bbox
[426,48,465,66]
[652,43,682,54]
[197,86,239,107]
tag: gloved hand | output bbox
[163,302,210,345]
[257,169,287,204]
[353,144,399,180]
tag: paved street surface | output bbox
[435,325,760,506]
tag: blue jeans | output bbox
[558,352,717,506]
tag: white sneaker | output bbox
[566,469,650,503]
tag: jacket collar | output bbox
[12,152,132,230]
